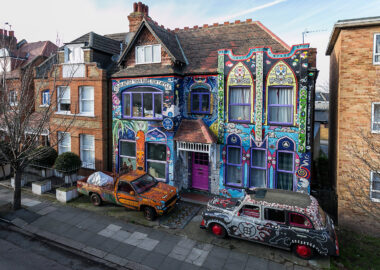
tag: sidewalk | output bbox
[0,186,327,270]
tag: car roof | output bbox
[118,169,146,183]
[247,188,312,209]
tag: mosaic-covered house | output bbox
[111,2,317,198]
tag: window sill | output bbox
[55,112,96,118]
[39,104,49,108]
[135,61,161,65]
[77,113,95,118]
[55,111,72,115]
[371,130,380,134]
[122,117,163,121]
[371,197,380,203]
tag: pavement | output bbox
[0,186,329,270]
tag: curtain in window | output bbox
[230,87,250,121]
[268,88,293,123]
[250,168,266,187]
[252,150,265,167]
[277,172,293,190]
[278,152,293,171]
[228,147,241,164]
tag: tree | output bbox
[0,30,77,210]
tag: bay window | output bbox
[80,134,95,169]
[226,146,243,186]
[250,148,267,188]
[229,86,250,122]
[276,151,294,191]
[119,140,136,174]
[268,86,293,125]
[146,142,166,181]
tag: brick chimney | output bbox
[308,48,317,68]
[128,2,149,33]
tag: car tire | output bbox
[143,206,156,221]
[210,223,227,238]
[292,244,314,260]
[90,193,102,206]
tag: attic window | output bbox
[136,45,161,64]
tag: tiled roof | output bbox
[69,32,122,55]
[174,119,217,144]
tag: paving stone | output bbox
[104,253,129,266]
[224,257,248,270]
[208,246,231,259]
[27,202,51,212]
[268,261,286,270]
[14,209,40,224]
[137,238,160,251]
[143,251,166,269]
[106,224,122,232]
[203,254,226,270]
[245,256,269,270]
[185,247,209,266]
[37,206,57,216]
[147,230,167,241]
[177,238,196,249]
[126,247,149,263]
[124,231,148,246]
[21,198,41,207]
[159,257,183,270]
[11,217,28,228]
[111,242,135,258]
[82,246,107,258]
[54,236,86,250]
[194,242,213,252]
[98,227,117,238]
[96,238,121,253]
[85,234,109,249]
[180,261,201,270]
[153,239,176,255]
[168,245,192,261]
[110,229,131,242]
[229,250,249,262]
[74,230,95,244]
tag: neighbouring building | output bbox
[34,32,122,174]
[326,16,380,234]
[111,2,318,198]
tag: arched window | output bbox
[122,86,163,120]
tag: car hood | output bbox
[207,196,239,212]
[140,182,177,202]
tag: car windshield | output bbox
[318,206,326,227]
[131,174,157,194]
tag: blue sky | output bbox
[2,0,380,88]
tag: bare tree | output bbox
[0,31,77,210]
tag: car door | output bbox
[263,208,289,248]
[116,181,139,209]
[231,203,261,241]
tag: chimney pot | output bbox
[133,2,137,12]
[4,30,8,36]
[193,25,198,29]
[234,20,240,24]
[0,29,3,35]
[184,26,189,30]
[137,2,142,12]
[203,24,208,28]
[224,21,229,25]
[9,31,14,37]
[246,18,252,23]
[174,28,179,31]
[213,23,218,27]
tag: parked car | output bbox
[200,188,339,259]
[77,170,179,220]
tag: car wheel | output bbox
[210,223,226,238]
[292,244,314,260]
[90,193,102,206]
[143,206,156,221]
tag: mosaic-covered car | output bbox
[77,170,179,220]
[200,188,339,259]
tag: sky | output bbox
[1,0,380,90]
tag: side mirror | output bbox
[129,191,135,196]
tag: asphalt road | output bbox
[0,221,117,270]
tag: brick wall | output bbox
[330,25,380,235]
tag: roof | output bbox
[68,32,122,55]
[116,18,290,76]
[247,188,312,209]
[174,119,217,144]
[326,16,380,55]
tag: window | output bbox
[370,172,380,202]
[372,103,380,133]
[191,88,210,114]
[374,34,380,64]
[80,134,95,169]
[264,208,285,223]
[42,90,50,106]
[250,148,267,188]
[79,86,94,115]
[136,45,161,64]
[58,132,71,154]
[119,140,136,174]
[118,181,134,194]
[276,151,294,191]
[240,205,260,218]
[64,44,84,63]
[226,146,243,186]
[9,90,17,106]
[122,88,162,119]
[268,86,293,125]
[146,142,166,181]
[229,86,250,122]
[289,212,312,228]
[57,86,70,112]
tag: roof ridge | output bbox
[172,18,254,32]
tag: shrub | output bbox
[31,146,58,167]
[54,152,82,173]
[0,141,11,165]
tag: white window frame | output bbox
[135,44,161,64]
[80,134,95,169]
[370,171,380,203]
[42,90,50,106]
[371,102,380,133]
[9,90,17,106]
[58,132,71,154]
[57,86,71,113]
[373,33,380,65]
[79,86,94,116]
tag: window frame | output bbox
[9,90,17,106]
[264,208,286,224]
[122,89,163,120]
[135,44,161,64]
[238,204,261,219]
[370,171,380,203]
[58,132,71,154]
[146,142,167,182]
[41,90,50,106]
[190,90,211,114]
[79,86,94,115]
[118,139,136,173]
[249,148,267,188]
[288,212,313,229]
[276,150,295,191]
[228,86,251,123]
[373,33,380,65]
[268,86,294,125]
[371,102,380,133]
[225,145,244,187]
[80,134,95,169]
[57,86,71,113]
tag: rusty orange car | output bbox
[77,170,179,220]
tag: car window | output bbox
[289,212,312,228]
[240,205,260,218]
[264,208,285,223]
[118,181,133,194]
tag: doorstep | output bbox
[180,190,214,206]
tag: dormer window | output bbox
[136,45,161,64]
[64,44,84,64]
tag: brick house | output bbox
[111,2,318,197]
[326,16,380,233]
[34,32,122,175]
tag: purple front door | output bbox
[192,152,209,191]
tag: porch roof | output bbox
[174,119,216,144]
